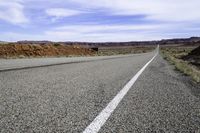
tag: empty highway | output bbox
[0,49,200,132]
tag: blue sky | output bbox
[0,0,200,42]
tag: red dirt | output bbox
[0,43,95,58]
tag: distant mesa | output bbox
[1,37,200,47]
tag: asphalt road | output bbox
[0,54,141,72]
[0,50,200,132]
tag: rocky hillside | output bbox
[0,43,95,58]
[183,46,200,68]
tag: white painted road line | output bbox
[83,47,159,133]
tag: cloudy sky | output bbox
[0,0,200,42]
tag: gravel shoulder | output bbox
[0,53,152,72]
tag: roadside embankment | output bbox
[161,46,200,83]
[0,43,95,58]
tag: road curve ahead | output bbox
[0,49,200,132]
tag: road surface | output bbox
[0,49,200,132]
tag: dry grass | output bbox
[161,47,200,83]
[97,46,155,56]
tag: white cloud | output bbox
[2,31,162,42]
[52,24,162,34]
[3,22,198,42]
[45,23,194,42]
[70,0,200,22]
[43,24,161,41]
[1,0,200,42]
[0,0,28,24]
[46,8,82,18]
